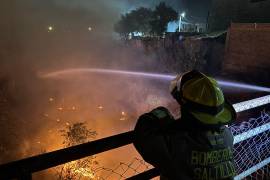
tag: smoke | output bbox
[0,0,246,178]
[0,1,178,176]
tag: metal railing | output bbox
[0,95,270,180]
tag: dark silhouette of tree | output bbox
[114,14,135,38]
[151,2,178,36]
[132,7,154,36]
[114,2,177,37]
[114,7,153,38]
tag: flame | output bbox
[61,161,97,179]
[36,93,138,178]
[43,113,49,117]
[74,168,95,178]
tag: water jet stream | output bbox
[41,68,270,92]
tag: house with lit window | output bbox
[167,20,206,33]
[167,10,208,33]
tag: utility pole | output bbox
[179,12,185,32]
[179,14,182,32]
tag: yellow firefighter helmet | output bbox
[170,70,236,125]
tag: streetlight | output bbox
[48,26,54,32]
[179,12,186,32]
[181,12,186,18]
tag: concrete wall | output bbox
[127,36,208,73]
[222,23,270,85]
[127,34,226,76]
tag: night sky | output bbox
[52,0,212,17]
[51,0,212,30]
[2,0,212,35]
[0,0,213,52]
[123,0,211,18]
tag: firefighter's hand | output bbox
[133,107,175,167]
[135,106,175,135]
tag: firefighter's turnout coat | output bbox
[133,107,236,180]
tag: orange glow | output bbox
[74,168,95,178]
[59,161,97,179]
[20,70,164,179]
[119,117,126,121]
[97,105,103,110]
[71,106,76,110]
[120,111,127,121]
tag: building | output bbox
[208,0,270,31]
[167,20,207,33]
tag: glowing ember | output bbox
[97,105,103,110]
[43,113,49,117]
[120,111,127,121]
[120,117,126,121]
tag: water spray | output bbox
[217,80,270,92]
[41,68,270,93]
[41,68,175,80]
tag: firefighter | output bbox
[133,70,237,180]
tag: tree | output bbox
[114,2,178,37]
[114,14,135,38]
[131,7,154,36]
[60,122,97,147]
[114,7,153,38]
[56,122,98,180]
[151,2,178,36]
